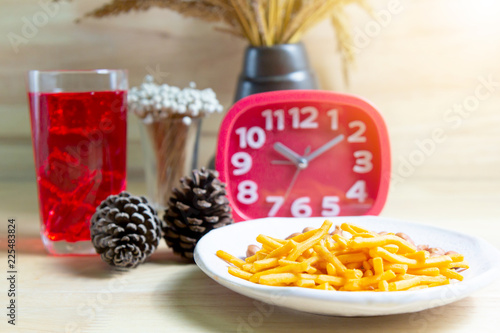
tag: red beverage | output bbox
[29,91,127,244]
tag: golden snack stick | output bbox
[278,259,296,266]
[249,260,309,283]
[245,253,258,263]
[314,241,348,276]
[331,248,364,257]
[404,251,428,262]
[407,267,440,276]
[412,255,453,269]
[304,256,320,266]
[343,279,364,291]
[417,275,448,284]
[373,257,384,276]
[315,283,328,290]
[266,240,296,259]
[382,244,399,253]
[359,270,396,287]
[253,258,280,272]
[216,250,246,268]
[345,269,363,280]
[333,234,348,248]
[447,261,469,269]
[298,273,319,280]
[448,253,465,262]
[290,228,320,242]
[315,283,335,291]
[259,273,298,285]
[315,259,328,273]
[369,247,418,266]
[256,234,283,249]
[346,262,363,269]
[306,265,317,274]
[440,268,464,281]
[353,232,378,238]
[389,277,421,291]
[267,235,287,245]
[242,263,257,273]
[228,267,253,280]
[397,274,417,280]
[302,247,316,259]
[340,223,379,237]
[364,269,374,277]
[351,235,416,254]
[315,274,346,287]
[330,243,341,251]
[295,279,316,288]
[383,263,408,274]
[287,220,333,261]
[429,279,450,287]
[379,280,389,291]
[326,262,336,276]
[337,252,368,265]
[230,258,246,269]
[257,252,268,260]
[261,245,275,253]
[325,236,336,250]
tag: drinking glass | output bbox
[27,70,128,255]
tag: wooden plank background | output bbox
[1,0,500,190]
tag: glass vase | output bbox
[140,117,201,209]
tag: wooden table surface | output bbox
[1,179,499,333]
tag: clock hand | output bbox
[273,142,308,169]
[283,167,301,205]
[276,145,312,214]
[272,146,312,166]
[271,160,295,165]
[305,134,345,163]
[304,146,311,156]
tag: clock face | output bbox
[216,90,390,222]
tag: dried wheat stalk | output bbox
[68,0,372,68]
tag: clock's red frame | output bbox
[216,90,391,221]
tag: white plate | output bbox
[194,216,500,317]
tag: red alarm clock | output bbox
[216,90,390,222]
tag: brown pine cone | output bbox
[163,168,233,260]
[90,192,162,268]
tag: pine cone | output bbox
[90,192,162,268]
[163,168,233,259]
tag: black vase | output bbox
[234,42,319,101]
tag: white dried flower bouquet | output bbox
[128,75,224,125]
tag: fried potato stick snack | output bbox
[217,221,468,291]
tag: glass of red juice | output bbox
[27,70,128,255]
